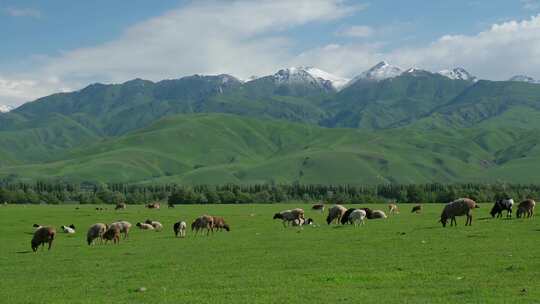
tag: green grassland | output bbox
[3,113,540,184]
[1,204,539,303]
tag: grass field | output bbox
[1,203,539,303]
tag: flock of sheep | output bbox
[28,197,536,252]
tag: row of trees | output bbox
[1,181,540,205]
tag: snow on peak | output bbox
[0,104,13,113]
[438,68,476,81]
[508,75,539,84]
[273,66,349,90]
[356,61,404,81]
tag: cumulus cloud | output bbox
[4,7,41,18]
[2,2,540,108]
[0,0,358,106]
[295,15,540,80]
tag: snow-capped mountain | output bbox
[0,104,13,113]
[354,61,404,81]
[508,75,539,84]
[438,68,477,81]
[272,66,349,91]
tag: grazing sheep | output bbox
[348,209,367,226]
[388,204,399,215]
[292,218,314,227]
[340,208,358,225]
[516,199,536,218]
[145,202,160,209]
[168,202,175,208]
[440,198,479,227]
[31,226,56,252]
[136,222,155,230]
[273,208,305,227]
[173,221,187,238]
[144,219,163,231]
[411,205,423,213]
[212,216,230,232]
[87,223,107,245]
[191,215,214,236]
[60,225,76,234]
[490,199,514,218]
[371,210,387,219]
[359,208,374,219]
[102,226,120,244]
[326,205,347,225]
[109,221,132,239]
[311,203,325,213]
[115,203,126,210]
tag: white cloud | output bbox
[4,7,41,18]
[295,15,540,81]
[336,25,373,38]
[0,0,358,106]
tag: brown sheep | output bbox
[87,223,107,245]
[312,203,325,213]
[273,208,305,227]
[516,199,536,218]
[191,215,214,236]
[212,216,230,232]
[115,203,126,210]
[102,226,120,244]
[388,204,399,215]
[411,205,423,213]
[326,205,347,224]
[145,202,160,209]
[31,226,56,252]
[109,221,131,239]
[440,198,479,227]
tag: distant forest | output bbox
[1,180,539,205]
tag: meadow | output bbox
[1,203,539,303]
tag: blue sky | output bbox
[1,0,540,106]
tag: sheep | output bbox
[490,198,514,218]
[411,205,423,213]
[109,221,132,239]
[60,224,76,234]
[212,216,230,232]
[371,210,387,219]
[87,223,107,245]
[516,199,536,218]
[440,198,479,227]
[340,208,358,225]
[33,224,43,230]
[359,208,374,219]
[102,226,120,245]
[168,202,175,208]
[144,219,163,231]
[326,205,347,225]
[191,215,214,236]
[273,208,305,227]
[31,226,56,252]
[348,209,367,226]
[173,221,187,238]
[115,203,126,210]
[145,202,160,209]
[388,203,399,215]
[136,222,155,230]
[311,203,325,213]
[292,218,314,227]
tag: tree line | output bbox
[1,180,540,205]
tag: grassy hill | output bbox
[2,113,540,184]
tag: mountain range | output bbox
[1,61,540,184]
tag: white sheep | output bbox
[87,223,107,245]
[109,221,132,239]
[136,222,155,230]
[348,209,367,226]
[173,221,187,238]
[371,210,387,219]
[60,224,76,234]
[145,219,163,231]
